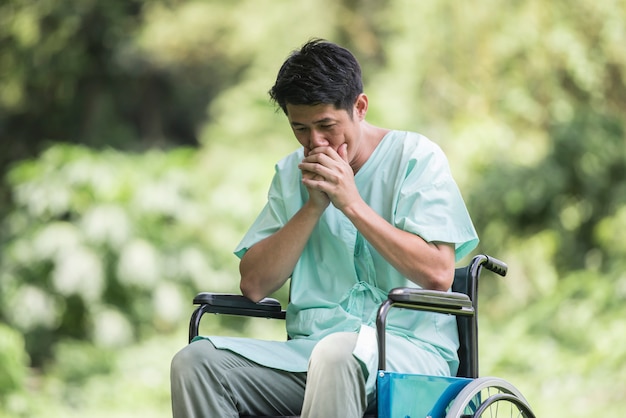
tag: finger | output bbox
[299,160,330,176]
[301,175,326,191]
[300,168,322,181]
[306,146,339,160]
[338,143,348,162]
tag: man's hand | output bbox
[301,142,455,291]
[300,169,331,210]
[299,144,360,212]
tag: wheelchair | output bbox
[187,254,536,418]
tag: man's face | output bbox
[285,98,364,160]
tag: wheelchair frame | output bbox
[187,254,535,418]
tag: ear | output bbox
[354,94,368,121]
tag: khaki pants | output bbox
[170,332,372,418]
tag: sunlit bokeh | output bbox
[1,0,625,417]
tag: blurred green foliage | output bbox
[1,144,277,365]
[1,0,625,416]
[0,324,28,397]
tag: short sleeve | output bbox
[394,140,478,261]
[234,150,304,259]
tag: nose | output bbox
[308,129,328,149]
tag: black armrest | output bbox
[376,288,475,371]
[193,292,280,309]
[386,288,474,316]
[189,293,286,343]
[193,292,286,318]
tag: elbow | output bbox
[239,251,290,302]
[239,254,265,302]
[239,273,265,303]
[428,262,455,291]
[419,242,456,291]
[410,265,454,291]
[240,283,264,303]
[429,271,454,291]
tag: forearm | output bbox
[239,201,326,302]
[342,200,455,290]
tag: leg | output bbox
[171,339,307,418]
[301,332,368,418]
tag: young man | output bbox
[171,39,478,418]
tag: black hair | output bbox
[268,39,363,115]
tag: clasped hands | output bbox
[298,144,360,212]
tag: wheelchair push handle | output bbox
[481,255,508,277]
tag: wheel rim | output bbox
[472,393,535,417]
[444,377,535,418]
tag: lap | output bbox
[173,339,307,416]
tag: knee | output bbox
[309,332,358,369]
[171,339,212,380]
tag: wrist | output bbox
[303,199,328,217]
[340,198,368,222]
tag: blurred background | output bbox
[1,0,625,416]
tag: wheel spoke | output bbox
[444,377,535,418]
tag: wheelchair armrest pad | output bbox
[193,293,283,312]
[387,288,473,312]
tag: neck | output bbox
[351,122,390,173]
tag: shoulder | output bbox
[393,130,444,154]
[382,130,449,167]
[267,148,305,196]
[275,147,304,172]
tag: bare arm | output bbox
[239,201,325,302]
[301,144,455,290]
[239,166,330,302]
[343,200,455,290]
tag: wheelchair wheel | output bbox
[444,377,535,418]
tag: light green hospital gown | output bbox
[203,130,479,395]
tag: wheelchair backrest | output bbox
[452,263,480,379]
